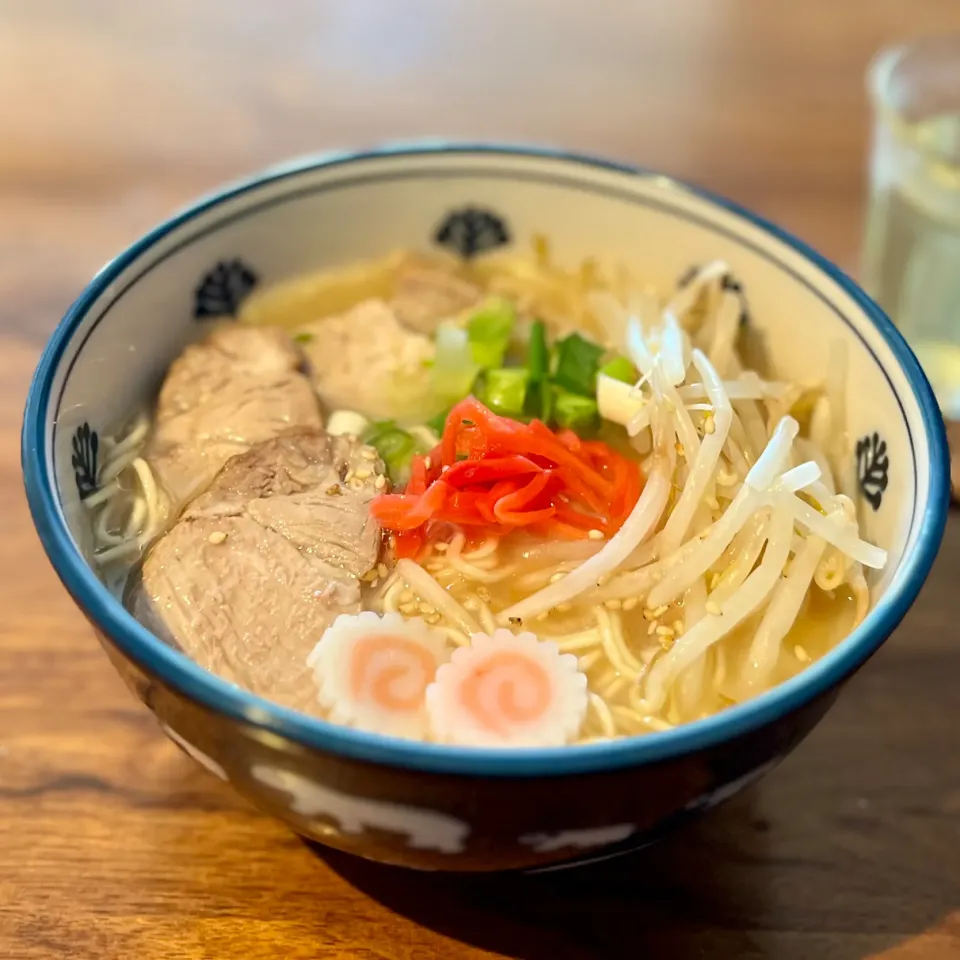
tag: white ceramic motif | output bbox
[682,757,781,815]
[519,822,636,853]
[249,763,470,854]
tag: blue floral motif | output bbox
[72,422,99,499]
[857,432,889,511]
[194,259,258,319]
[434,208,510,259]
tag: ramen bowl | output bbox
[22,145,948,872]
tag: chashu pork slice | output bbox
[129,431,386,716]
[295,298,434,421]
[145,324,322,522]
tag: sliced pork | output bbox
[146,325,322,520]
[129,431,385,715]
[390,263,482,333]
[296,298,434,420]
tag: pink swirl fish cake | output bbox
[426,630,588,747]
[307,612,449,739]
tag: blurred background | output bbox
[5,0,960,348]
[5,2,960,958]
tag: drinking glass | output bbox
[863,34,960,419]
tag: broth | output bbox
[93,245,885,746]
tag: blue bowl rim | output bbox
[22,141,950,777]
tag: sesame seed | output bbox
[419,603,436,615]
[672,620,684,633]
[374,475,386,489]
[433,543,448,553]
[703,416,716,435]
[647,620,658,636]
[588,529,604,540]
[536,611,549,621]
[652,605,669,618]
[349,477,364,491]
[604,599,622,610]
[425,560,445,572]
[344,470,355,482]
[476,587,492,602]
[794,645,810,662]
[424,456,432,470]
[656,625,675,638]
[354,468,371,481]
[596,573,611,587]
[549,572,566,583]
[425,613,441,624]
[706,496,721,510]
[207,531,227,545]
[360,568,378,582]
[556,602,573,613]
[399,602,418,615]
[623,597,639,612]
[706,601,722,616]
[377,563,389,579]
[361,448,378,461]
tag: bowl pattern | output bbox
[96,623,839,871]
[24,145,948,871]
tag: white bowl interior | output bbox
[45,149,931,619]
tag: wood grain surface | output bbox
[3,2,960,957]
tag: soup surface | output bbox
[83,243,885,746]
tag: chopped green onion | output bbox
[433,323,481,406]
[293,331,314,344]
[361,421,416,481]
[553,333,605,396]
[467,298,515,368]
[483,368,530,417]
[599,355,638,384]
[554,389,599,432]
[527,320,549,382]
[539,379,554,423]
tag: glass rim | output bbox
[868,34,960,174]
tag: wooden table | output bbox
[3,2,960,957]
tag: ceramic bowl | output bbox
[22,144,949,872]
